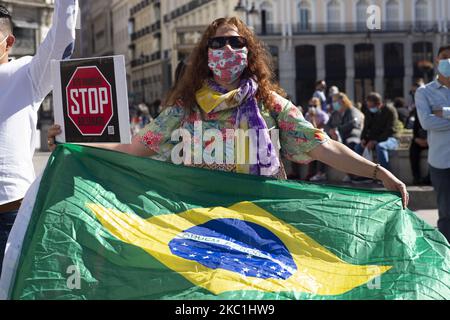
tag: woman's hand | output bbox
[378,167,409,209]
[46,124,155,158]
[309,140,410,209]
[47,124,62,152]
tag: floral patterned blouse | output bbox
[137,92,329,178]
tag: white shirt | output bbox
[0,0,78,205]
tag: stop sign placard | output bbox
[66,66,114,136]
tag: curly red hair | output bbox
[165,17,286,110]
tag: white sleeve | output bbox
[0,175,42,300]
[28,0,78,104]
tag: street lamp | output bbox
[234,0,258,27]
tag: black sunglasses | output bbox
[208,36,247,50]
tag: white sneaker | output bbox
[309,173,327,182]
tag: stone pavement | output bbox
[33,152,52,177]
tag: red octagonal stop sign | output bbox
[66,66,114,136]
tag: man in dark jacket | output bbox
[355,92,399,170]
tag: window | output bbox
[296,45,317,108]
[260,1,274,34]
[415,0,428,22]
[415,0,429,30]
[386,0,400,30]
[384,43,404,77]
[356,0,368,31]
[325,44,346,91]
[413,41,434,83]
[384,43,405,99]
[327,0,341,31]
[297,0,311,31]
[354,44,375,103]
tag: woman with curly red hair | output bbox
[48,17,409,207]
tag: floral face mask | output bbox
[208,46,248,84]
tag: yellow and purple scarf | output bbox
[196,78,280,176]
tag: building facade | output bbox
[1,0,54,59]
[133,0,450,107]
[112,0,132,91]
[162,0,239,86]
[270,0,450,106]
[73,0,450,107]
[128,0,163,105]
[76,0,114,58]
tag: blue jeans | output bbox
[429,166,450,243]
[355,137,399,170]
[0,211,18,277]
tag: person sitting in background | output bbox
[325,94,344,142]
[309,91,342,182]
[394,97,409,128]
[305,97,329,182]
[327,93,364,183]
[331,93,364,151]
[326,86,340,113]
[355,92,399,173]
[305,97,329,129]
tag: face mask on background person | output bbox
[369,107,379,114]
[332,102,341,112]
[208,46,248,84]
[0,35,9,61]
[438,59,450,78]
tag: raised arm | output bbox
[309,139,409,209]
[47,125,155,158]
[29,0,78,103]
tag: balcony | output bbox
[131,51,162,69]
[130,0,160,17]
[131,21,162,42]
[164,0,214,23]
[254,24,283,36]
[291,21,439,35]
[151,20,161,32]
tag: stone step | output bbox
[284,158,437,211]
[285,148,429,186]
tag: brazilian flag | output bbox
[2,144,449,300]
